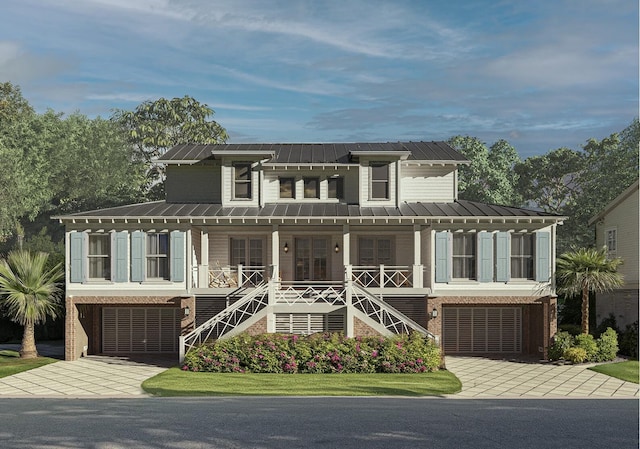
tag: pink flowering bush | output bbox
[183,332,441,374]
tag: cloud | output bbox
[0,41,71,83]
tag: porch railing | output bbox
[208,265,266,288]
[351,265,413,288]
[273,281,347,306]
[351,284,435,339]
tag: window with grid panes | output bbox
[88,234,111,279]
[146,233,169,279]
[279,177,295,199]
[510,233,534,279]
[233,163,252,199]
[370,162,389,199]
[303,177,320,198]
[452,233,476,279]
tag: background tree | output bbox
[448,136,521,205]
[0,250,63,358]
[112,96,228,199]
[556,247,624,335]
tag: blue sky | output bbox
[1,0,637,157]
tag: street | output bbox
[0,397,637,448]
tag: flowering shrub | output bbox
[183,332,441,374]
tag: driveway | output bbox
[0,342,171,397]
[446,355,639,398]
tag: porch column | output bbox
[413,224,423,288]
[342,224,350,267]
[198,229,209,288]
[271,225,279,268]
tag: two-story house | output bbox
[589,180,639,330]
[55,142,562,362]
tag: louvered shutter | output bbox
[130,231,145,282]
[170,230,185,282]
[495,232,510,282]
[69,232,86,283]
[435,231,451,283]
[477,231,494,282]
[535,231,551,282]
[113,231,128,282]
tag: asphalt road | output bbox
[0,397,637,449]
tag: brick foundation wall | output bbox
[244,317,267,335]
[353,317,382,337]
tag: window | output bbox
[452,233,476,279]
[279,177,295,199]
[230,238,264,267]
[358,237,393,265]
[605,228,617,255]
[146,233,169,279]
[328,176,344,200]
[511,233,533,279]
[88,234,110,279]
[303,177,320,199]
[370,162,389,199]
[233,163,252,199]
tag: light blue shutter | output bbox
[477,232,494,282]
[535,231,551,282]
[113,231,128,282]
[131,231,145,282]
[435,231,451,283]
[69,232,86,283]
[170,230,185,282]
[495,232,510,282]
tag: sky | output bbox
[1,0,637,158]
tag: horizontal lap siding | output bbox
[401,166,455,202]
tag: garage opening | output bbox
[443,307,522,354]
[102,307,180,353]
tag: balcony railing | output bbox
[208,265,266,288]
[351,265,413,288]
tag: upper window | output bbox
[358,237,393,266]
[279,177,295,199]
[328,176,344,200]
[605,228,617,255]
[370,162,389,199]
[511,233,534,279]
[233,163,252,199]
[88,234,110,280]
[452,233,476,279]
[147,233,169,279]
[304,177,320,199]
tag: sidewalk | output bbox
[446,356,639,398]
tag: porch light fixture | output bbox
[335,243,340,253]
[431,308,438,319]
[283,242,289,253]
[184,306,191,317]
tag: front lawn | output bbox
[142,368,462,396]
[589,360,639,384]
[0,350,57,379]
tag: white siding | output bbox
[359,159,397,207]
[263,168,357,204]
[400,165,456,202]
[221,162,260,207]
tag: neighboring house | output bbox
[589,180,639,330]
[55,142,563,362]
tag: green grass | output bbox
[142,368,462,397]
[0,350,58,379]
[589,360,639,384]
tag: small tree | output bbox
[0,250,63,358]
[556,247,624,335]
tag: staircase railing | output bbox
[273,282,346,306]
[351,284,436,340]
[180,283,269,361]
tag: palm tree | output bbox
[556,247,624,335]
[0,250,63,358]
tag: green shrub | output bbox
[575,334,598,362]
[563,347,587,364]
[549,331,574,361]
[595,327,619,362]
[619,321,639,358]
[183,332,441,374]
[594,314,619,338]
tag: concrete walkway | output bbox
[0,342,171,397]
[446,356,639,398]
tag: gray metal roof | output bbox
[55,200,561,222]
[158,142,468,164]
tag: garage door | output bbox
[102,308,180,353]
[443,307,522,354]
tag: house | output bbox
[55,142,563,362]
[589,180,639,330]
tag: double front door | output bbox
[295,237,328,281]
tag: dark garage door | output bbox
[102,307,180,353]
[443,307,522,354]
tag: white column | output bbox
[413,224,423,288]
[198,229,209,288]
[342,224,350,267]
[271,225,279,267]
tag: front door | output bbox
[295,238,328,281]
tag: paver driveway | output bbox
[446,356,639,398]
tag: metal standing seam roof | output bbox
[157,142,469,164]
[54,200,563,221]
